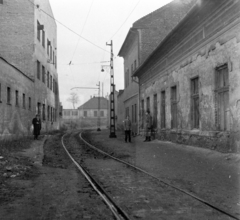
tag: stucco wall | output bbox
[0,59,35,139]
[138,0,240,152]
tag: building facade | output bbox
[134,0,240,152]
[62,97,108,129]
[118,0,196,135]
[0,0,60,138]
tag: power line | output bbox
[109,0,141,40]
[27,0,110,54]
[70,0,95,63]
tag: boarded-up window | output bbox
[191,77,199,129]
[153,94,158,129]
[161,91,166,128]
[171,86,177,129]
[216,65,229,131]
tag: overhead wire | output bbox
[70,0,95,64]
[108,0,141,41]
[27,0,110,54]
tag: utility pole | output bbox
[97,81,101,131]
[106,40,117,138]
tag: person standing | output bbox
[144,110,152,142]
[123,115,132,143]
[32,114,41,140]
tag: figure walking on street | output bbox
[32,114,41,140]
[144,110,152,142]
[123,115,132,143]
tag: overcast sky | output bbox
[49,0,172,109]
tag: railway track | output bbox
[62,131,239,220]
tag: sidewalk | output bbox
[91,130,240,218]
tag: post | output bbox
[97,81,101,131]
[107,40,117,138]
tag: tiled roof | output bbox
[78,97,108,109]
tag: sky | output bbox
[49,0,172,109]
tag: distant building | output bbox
[118,0,197,135]
[134,0,240,152]
[62,97,108,129]
[0,0,60,138]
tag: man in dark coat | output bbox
[144,109,152,142]
[123,116,132,143]
[32,114,41,140]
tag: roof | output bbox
[133,0,200,77]
[118,0,197,60]
[78,97,108,110]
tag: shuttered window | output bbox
[191,77,199,129]
[216,65,229,131]
[171,86,177,129]
[161,91,166,128]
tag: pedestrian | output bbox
[144,109,152,142]
[123,115,132,143]
[32,114,41,140]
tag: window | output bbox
[94,111,97,117]
[50,45,52,60]
[37,60,40,80]
[37,21,41,41]
[216,64,229,131]
[100,111,104,117]
[29,97,31,110]
[72,110,78,116]
[0,0,3,4]
[191,77,199,129]
[55,56,57,68]
[153,94,158,129]
[42,104,45,120]
[53,51,55,64]
[42,30,45,48]
[161,91,166,128]
[47,71,49,88]
[7,87,11,104]
[47,106,50,120]
[51,107,53,121]
[0,83,2,102]
[47,39,50,55]
[15,90,19,106]
[50,75,52,90]
[84,111,87,117]
[125,107,129,118]
[141,99,144,129]
[42,66,45,83]
[146,97,150,112]
[23,93,26,108]
[171,86,178,129]
[37,102,41,115]
[125,69,129,88]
